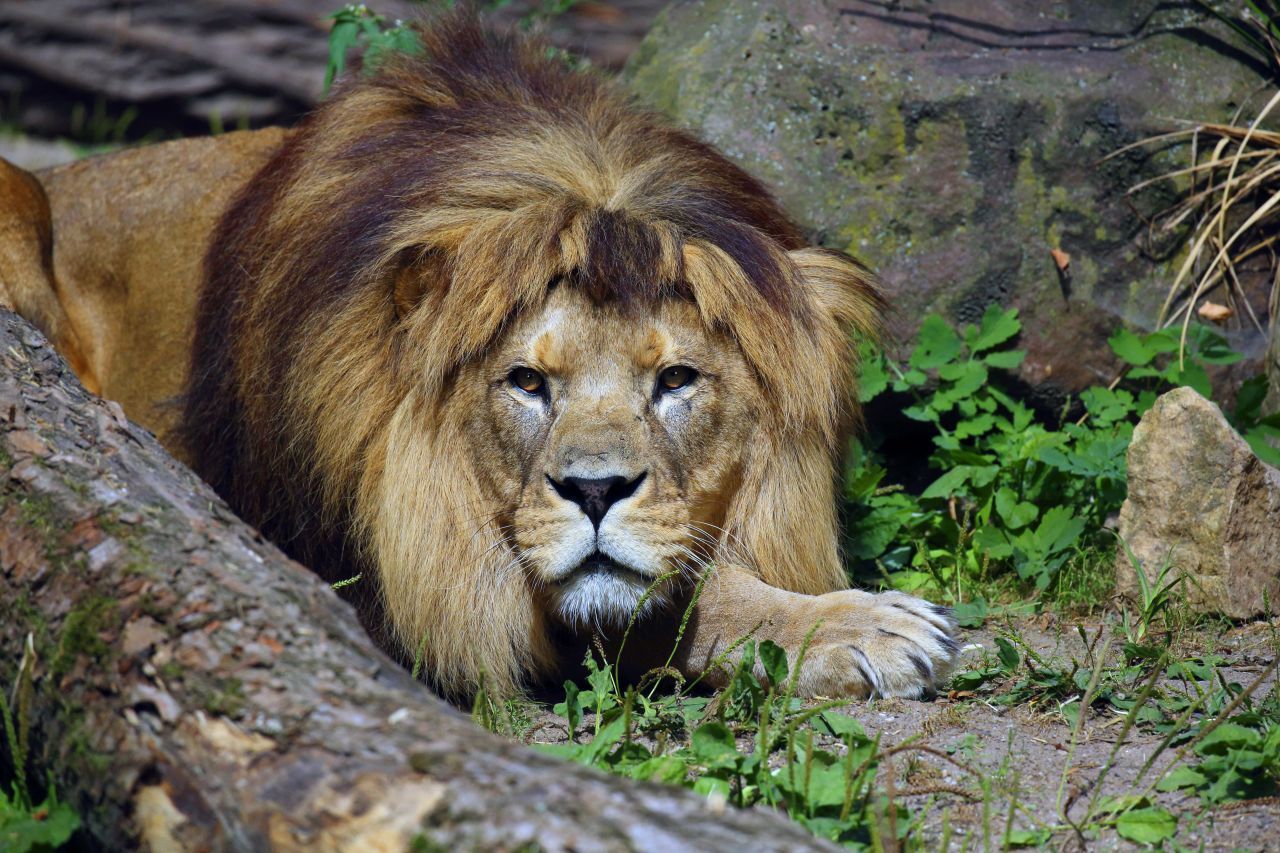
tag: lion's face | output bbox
[459,286,759,626]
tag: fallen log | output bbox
[0,308,827,851]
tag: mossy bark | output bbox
[0,309,826,851]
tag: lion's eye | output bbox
[657,365,697,392]
[509,367,546,395]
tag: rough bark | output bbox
[0,0,665,138]
[0,308,827,851]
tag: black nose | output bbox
[549,473,646,527]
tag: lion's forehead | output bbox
[505,289,719,384]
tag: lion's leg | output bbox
[671,565,960,699]
[0,157,97,390]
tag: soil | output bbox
[523,616,1280,851]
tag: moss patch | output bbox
[51,596,118,678]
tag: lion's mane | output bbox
[180,12,883,697]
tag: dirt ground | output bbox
[523,616,1280,851]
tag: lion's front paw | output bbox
[797,590,960,699]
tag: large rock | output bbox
[626,0,1271,401]
[1117,387,1280,619]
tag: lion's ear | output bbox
[786,247,884,343]
[392,250,448,319]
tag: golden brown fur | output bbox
[1,13,958,700]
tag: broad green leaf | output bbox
[1115,807,1177,845]
[1166,361,1212,399]
[629,755,688,784]
[968,305,1021,353]
[921,465,997,499]
[1109,328,1156,366]
[1032,506,1085,555]
[692,775,732,800]
[858,352,889,402]
[973,525,1013,559]
[902,403,938,423]
[815,712,866,740]
[1233,374,1270,425]
[895,367,928,389]
[324,19,361,93]
[845,464,886,500]
[0,799,81,853]
[1194,326,1244,364]
[909,315,963,370]
[1244,429,1280,468]
[995,488,1038,529]
[555,679,583,736]
[847,506,907,560]
[586,658,616,704]
[575,718,625,765]
[936,360,989,397]
[950,668,998,690]
[1196,722,1259,755]
[805,762,854,807]
[759,640,789,689]
[886,570,933,592]
[954,413,996,439]
[952,598,987,628]
[691,722,738,762]
[994,637,1020,672]
[1004,828,1052,848]
[982,349,1026,369]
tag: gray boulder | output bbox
[626,0,1271,401]
[1116,387,1280,619]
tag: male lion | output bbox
[0,14,957,699]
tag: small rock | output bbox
[122,616,168,657]
[87,537,124,572]
[19,328,46,349]
[1117,387,1280,618]
[129,682,183,723]
[6,430,49,457]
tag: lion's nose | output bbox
[549,472,646,528]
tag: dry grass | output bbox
[1117,5,1280,364]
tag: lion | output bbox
[0,13,958,700]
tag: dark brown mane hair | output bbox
[179,9,882,691]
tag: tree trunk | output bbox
[0,0,665,139]
[0,309,827,851]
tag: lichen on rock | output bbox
[626,0,1271,404]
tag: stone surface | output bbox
[626,0,1272,403]
[1117,387,1280,619]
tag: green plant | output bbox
[1,636,79,852]
[1108,322,1280,466]
[849,306,1277,619]
[1116,539,1183,647]
[324,5,425,94]
[324,1,589,95]
[538,640,986,850]
[849,306,1134,605]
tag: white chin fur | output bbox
[554,568,653,627]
